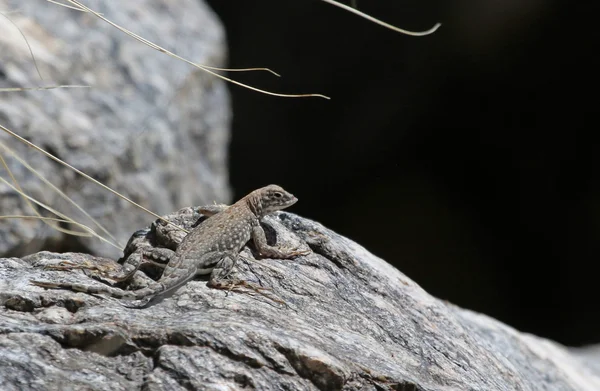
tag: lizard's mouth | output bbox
[286,196,298,206]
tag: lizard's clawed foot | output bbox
[290,248,311,257]
[280,247,311,259]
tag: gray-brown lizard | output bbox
[31,185,307,304]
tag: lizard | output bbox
[31,185,308,305]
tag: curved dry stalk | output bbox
[60,0,329,99]
[0,215,97,237]
[0,85,89,92]
[0,159,107,241]
[0,10,91,92]
[0,177,121,250]
[47,1,279,77]
[320,0,441,36]
[0,10,44,81]
[0,140,122,247]
[0,123,189,236]
[0,153,73,236]
[0,153,64,237]
[199,66,280,77]
[46,0,93,13]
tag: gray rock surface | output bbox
[0,0,231,258]
[571,344,600,376]
[1,209,599,391]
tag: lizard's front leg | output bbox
[251,225,309,259]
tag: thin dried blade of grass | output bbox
[36,3,282,77]
[48,1,278,76]
[0,85,89,92]
[0,176,121,250]
[0,10,44,80]
[0,140,122,247]
[0,215,99,237]
[0,153,69,236]
[0,123,189,235]
[61,0,329,99]
[320,0,441,36]
[0,11,91,92]
[200,66,280,76]
[46,0,94,13]
[0,151,117,244]
[0,153,75,235]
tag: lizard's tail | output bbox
[30,280,162,301]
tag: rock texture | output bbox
[0,0,231,258]
[1,209,599,391]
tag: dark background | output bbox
[205,0,599,346]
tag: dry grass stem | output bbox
[0,0,441,254]
[0,177,121,250]
[59,0,329,99]
[320,0,441,36]
[0,85,89,92]
[0,123,189,236]
[0,140,122,247]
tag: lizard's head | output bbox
[251,184,297,216]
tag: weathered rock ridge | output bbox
[1,209,598,391]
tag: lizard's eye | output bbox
[273,192,283,198]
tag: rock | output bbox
[1,209,599,390]
[0,0,231,258]
[571,344,600,377]
[0,333,151,391]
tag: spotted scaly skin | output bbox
[31,185,306,304]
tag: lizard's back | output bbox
[159,200,256,281]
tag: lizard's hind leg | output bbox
[42,247,175,284]
[99,247,176,282]
[42,255,143,283]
